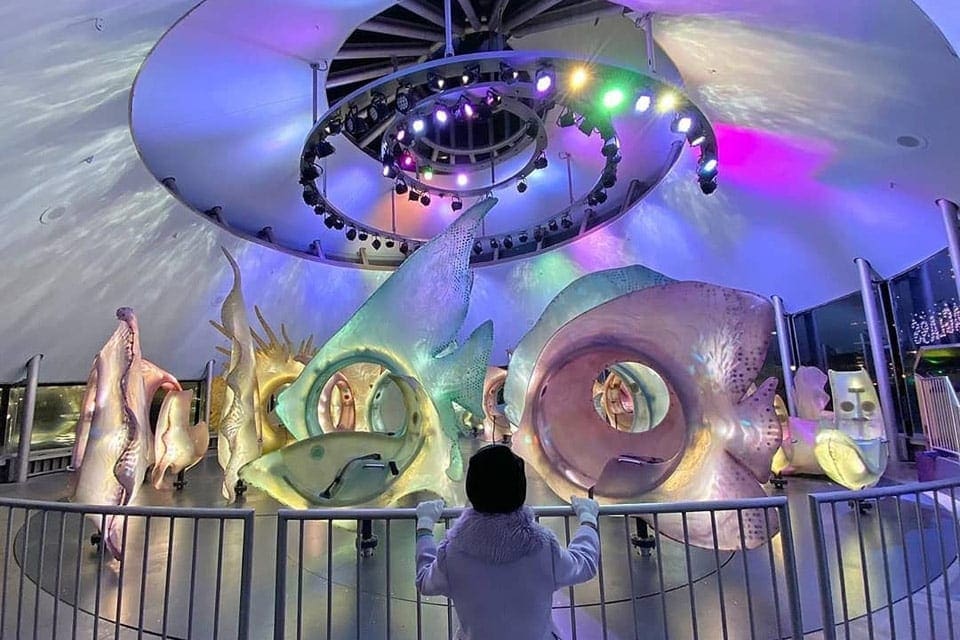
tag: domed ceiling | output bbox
[0,0,958,381]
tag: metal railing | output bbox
[916,375,960,456]
[810,477,960,640]
[0,497,255,640]
[274,497,803,640]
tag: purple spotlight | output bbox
[462,101,475,119]
[412,118,426,133]
[435,104,449,125]
[535,67,554,93]
[456,173,468,187]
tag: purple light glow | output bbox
[457,173,468,186]
[536,75,552,93]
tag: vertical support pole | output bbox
[937,199,960,304]
[642,13,656,75]
[310,63,320,124]
[16,354,42,483]
[808,496,836,640]
[771,296,797,416]
[203,359,215,428]
[855,257,903,458]
[443,0,455,57]
[559,152,574,204]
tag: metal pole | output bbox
[311,63,319,124]
[808,496,837,640]
[203,359,215,427]
[642,13,656,75]
[771,296,797,416]
[855,257,902,457]
[937,198,960,303]
[559,152,574,204]
[16,354,42,483]
[443,0,454,57]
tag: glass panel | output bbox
[5,384,85,452]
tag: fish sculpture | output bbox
[72,308,178,560]
[151,389,209,489]
[242,198,498,507]
[506,270,782,551]
[482,367,511,442]
[215,248,262,502]
[772,366,830,476]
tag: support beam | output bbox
[489,0,510,32]
[203,359,215,427]
[359,114,398,149]
[771,296,797,416]
[444,0,455,57]
[504,0,565,31]
[642,12,656,74]
[335,44,432,60]
[356,18,445,41]
[456,0,482,31]
[937,198,960,304]
[512,4,626,38]
[397,0,448,28]
[855,257,903,459]
[16,354,42,483]
[326,63,401,89]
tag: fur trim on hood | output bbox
[443,507,556,564]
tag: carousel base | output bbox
[0,451,956,639]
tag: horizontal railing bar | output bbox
[809,477,960,504]
[0,496,255,519]
[276,496,788,521]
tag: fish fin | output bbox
[434,320,493,418]
[726,377,782,483]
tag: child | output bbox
[415,444,600,639]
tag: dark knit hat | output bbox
[465,444,527,514]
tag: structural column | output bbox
[937,198,960,303]
[771,295,797,416]
[855,258,903,458]
[203,359,216,427]
[17,354,43,483]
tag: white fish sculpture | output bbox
[151,389,209,489]
[215,248,262,502]
[72,307,178,560]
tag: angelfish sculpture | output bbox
[241,198,498,508]
[506,269,782,551]
[215,248,262,502]
[71,308,179,560]
[151,390,209,489]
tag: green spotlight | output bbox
[602,87,625,110]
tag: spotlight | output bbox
[557,109,577,128]
[314,139,335,158]
[400,150,417,171]
[461,64,479,86]
[595,190,608,204]
[535,66,555,93]
[525,120,539,139]
[420,192,431,205]
[396,126,409,145]
[699,176,718,195]
[385,238,395,248]
[371,237,382,250]
[412,118,426,134]
[434,103,450,125]
[477,100,493,120]
[313,203,326,216]
[473,241,483,255]
[452,197,463,211]
[503,235,513,249]
[333,216,345,230]
[533,227,544,242]
[518,230,528,243]
[657,91,678,113]
[358,229,369,241]
[490,238,499,249]
[367,92,389,123]
[517,178,528,193]
[602,135,620,158]
[456,173,468,187]
[587,193,598,206]
[485,89,502,107]
[577,116,595,136]
[548,219,558,231]
[428,72,445,91]
[687,128,706,147]
[395,179,408,195]
[323,116,343,136]
[601,169,617,189]
[323,213,336,228]
[395,85,413,114]
[301,164,320,181]
[422,166,434,181]
[533,153,548,170]
[609,151,623,165]
[602,87,625,110]
[499,62,520,84]
[671,113,694,134]
[408,190,421,202]
[346,227,357,241]
[302,185,320,206]
[698,154,718,177]
[344,106,368,137]
[382,160,398,179]
[634,93,652,113]
[570,66,589,90]
[561,216,573,229]
[400,241,410,254]
[457,97,475,119]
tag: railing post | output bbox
[238,510,255,640]
[274,513,288,640]
[777,502,805,638]
[855,257,903,459]
[17,354,42,483]
[937,198,960,304]
[808,495,837,640]
[771,295,797,416]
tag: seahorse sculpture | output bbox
[151,389,209,489]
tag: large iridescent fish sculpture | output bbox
[71,308,179,560]
[240,198,497,508]
[505,269,782,551]
[214,248,262,502]
[151,389,209,489]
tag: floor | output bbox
[0,449,956,639]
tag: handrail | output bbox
[0,495,254,518]
[808,476,960,504]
